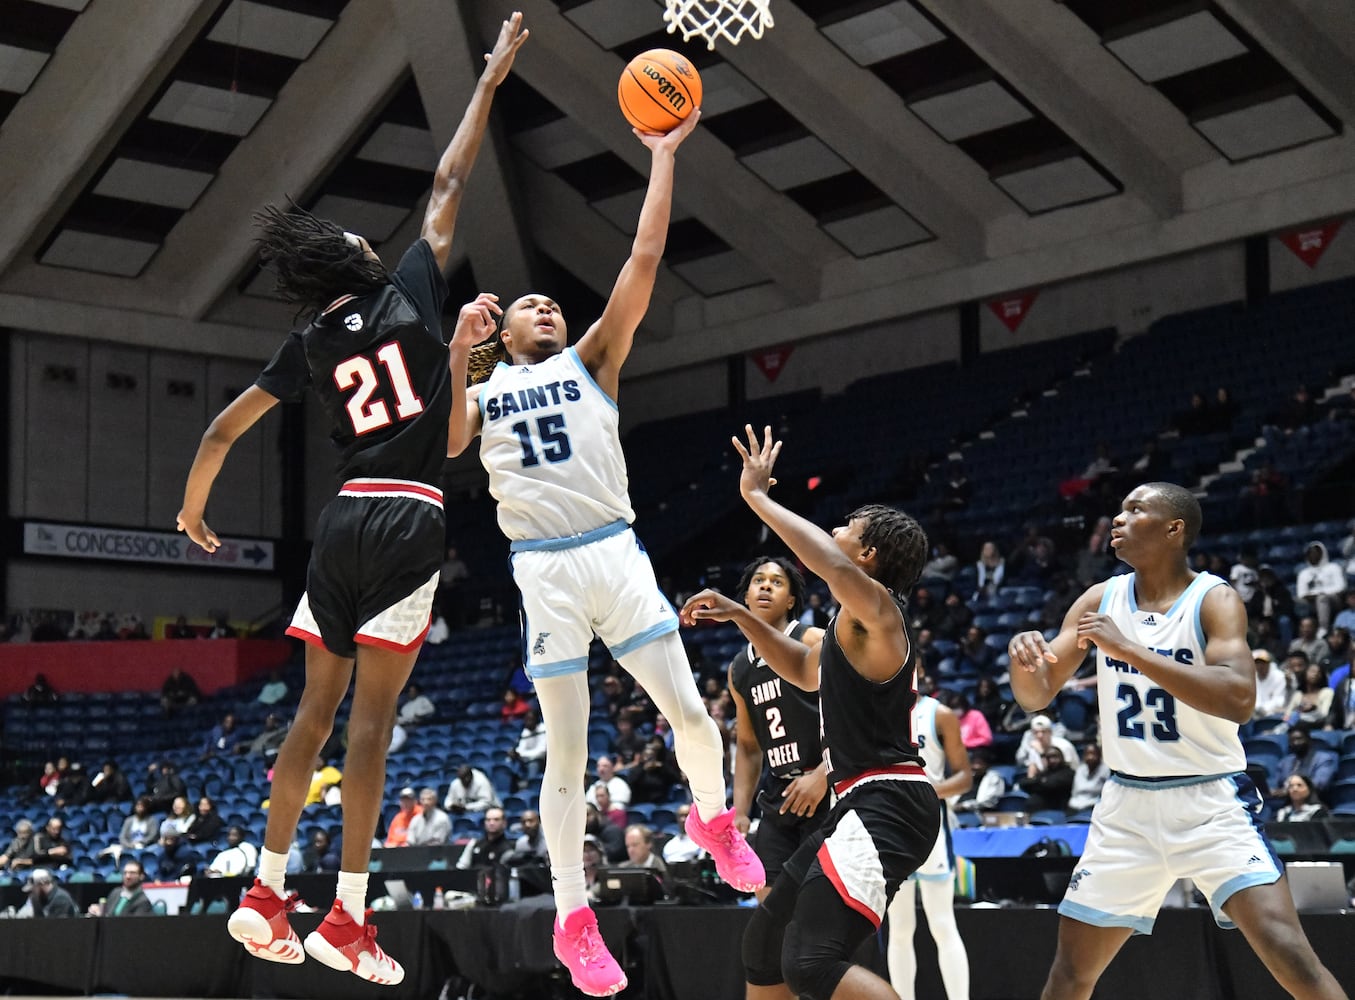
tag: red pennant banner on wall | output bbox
[987,291,1038,333]
[751,346,794,382]
[1279,222,1342,269]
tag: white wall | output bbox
[980,242,1246,351]
[1269,216,1355,293]
[618,358,728,433]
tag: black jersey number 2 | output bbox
[333,342,425,435]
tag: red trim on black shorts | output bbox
[354,619,430,654]
[816,842,881,929]
[832,763,927,798]
[285,624,327,649]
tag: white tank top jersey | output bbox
[1095,571,1245,778]
[912,695,946,783]
[477,347,634,542]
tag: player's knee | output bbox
[782,918,851,1000]
[742,887,792,985]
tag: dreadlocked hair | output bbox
[848,504,929,600]
[467,334,507,386]
[252,202,388,320]
[735,555,808,620]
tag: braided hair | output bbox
[735,555,808,621]
[466,335,507,386]
[847,504,929,599]
[253,202,388,320]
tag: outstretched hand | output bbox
[452,292,501,349]
[482,11,529,86]
[176,511,220,554]
[1007,629,1057,672]
[679,588,743,627]
[635,107,701,154]
[732,424,781,501]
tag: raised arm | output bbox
[681,590,820,692]
[1007,585,1102,712]
[728,670,763,835]
[1075,582,1255,724]
[177,386,280,552]
[446,294,499,456]
[573,110,700,399]
[733,426,905,682]
[420,13,529,271]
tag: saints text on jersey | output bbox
[483,380,581,421]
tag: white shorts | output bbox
[510,523,678,679]
[909,801,955,882]
[1059,772,1282,933]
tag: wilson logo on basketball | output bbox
[640,64,687,111]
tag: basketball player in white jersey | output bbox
[446,106,763,999]
[1008,482,1345,1000]
[885,693,972,1000]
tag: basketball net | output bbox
[663,0,773,50]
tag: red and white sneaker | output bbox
[303,900,404,985]
[685,806,766,892]
[553,906,627,997]
[227,880,305,964]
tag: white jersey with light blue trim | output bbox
[478,347,634,542]
[912,695,946,783]
[1095,571,1245,778]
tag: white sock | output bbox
[551,862,588,925]
[336,870,369,925]
[258,847,288,897]
[620,633,727,822]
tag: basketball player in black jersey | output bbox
[176,13,528,984]
[683,426,939,1000]
[728,557,825,1000]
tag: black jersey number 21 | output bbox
[333,342,425,435]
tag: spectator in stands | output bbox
[159,668,200,716]
[186,796,224,845]
[1274,724,1339,797]
[1275,775,1329,822]
[507,708,547,781]
[1289,617,1327,665]
[456,807,511,870]
[582,836,606,902]
[584,756,631,810]
[384,788,418,848]
[620,681,659,728]
[207,615,237,639]
[972,541,1006,602]
[597,674,627,721]
[1075,517,1116,589]
[155,821,197,881]
[921,541,958,582]
[108,797,157,862]
[1230,548,1260,605]
[22,673,58,705]
[954,625,994,677]
[0,819,37,871]
[940,460,971,514]
[444,764,500,814]
[437,545,470,626]
[500,688,531,724]
[1066,744,1110,815]
[1248,565,1295,631]
[35,760,62,800]
[1334,591,1355,636]
[300,829,340,874]
[799,592,833,629]
[585,805,626,864]
[200,713,243,761]
[53,761,90,808]
[619,824,666,876]
[592,784,628,832]
[661,804,705,863]
[1172,391,1212,436]
[653,713,675,752]
[510,809,550,865]
[935,593,974,643]
[143,760,186,813]
[245,714,288,760]
[628,740,682,805]
[1285,663,1334,728]
[165,615,196,639]
[1014,715,1077,773]
[1278,384,1319,431]
[256,669,289,706]
[952,748,1004,815]
[89,860,153,915]
[1018,747,1075,812]
[1210,385,1239,435]
[1079,442,1119,485]
[32,816,70,869]
[1319,627,1351,675]
[1252,650,1292,721]
[610,716,644,770]
[1242,459,1288,528]
[904,588,939,637]
[1296,542,1346,634]
[205,826,259,878]
[972,677,1009,733]
[1327,667,1355,730]
[88,760,132,804]
[426,610,450,646]
[306,757,343,807]
[395,683,436,728]
[945,691,993,749]
[24,868,77,918]
[406,788,451,847]
[1011,528,1060,586]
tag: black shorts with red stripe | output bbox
[781,775,939,929]
[288,478,445,658]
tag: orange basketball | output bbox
[617,49,702,134]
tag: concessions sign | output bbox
[22,521,275,571]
